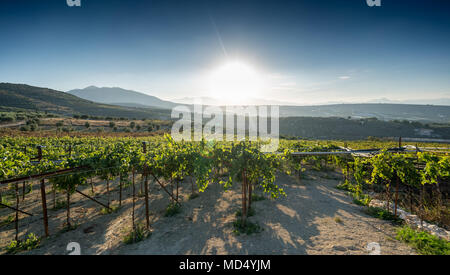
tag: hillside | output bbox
[279,104,450,123]
[279,116,450,140]
[0,83,171,119]
[67,86,176,109]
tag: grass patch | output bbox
[232,219,262,235]
[396,226,450,255]
[164,202,181,217]
[336,181,355,192]
[235,208,255,217]
[123,223,151,245]
[5,233,40,254]
[352,194,371,206]
[100,205,120,215]
[337,181,371,206]
[365,206,403,225]
[188,193,199,200]
[251,193,266,202]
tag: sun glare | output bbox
[207,61,265,105]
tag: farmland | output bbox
[0,135,448,254]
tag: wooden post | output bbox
[66,185,71,228]
[386,182,390,212]
[143,142,150,229]
[394,175,399,217]
[106,177,110,209]
[420,184,424,229]
[119,175,123,207]
[22,181,26,202]
[40,179,49,237]
[90,178,94,194]
[248,180,253,211]
[15,182,19,242]
[132,168,136,239]
[398,137,402,150]
[242,169,247,223]
[53,185,56,209]
[37,146,49,237]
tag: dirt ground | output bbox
[0,169,416,255]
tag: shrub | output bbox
[365,207,403,225]
[19,126,30,131]
[396,226,450,255]
[232,220,262,235]
[123,223,151,244]
[164,202,181,217]
[6,233,40,254]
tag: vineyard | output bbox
[0,135,449,254]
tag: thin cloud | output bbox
[339,76,351,80]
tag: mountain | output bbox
[279,104,450,123]
[279,116,450,140]
[0,83,171,119]
[67,86,177,109]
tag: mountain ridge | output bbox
[67,86,177,109]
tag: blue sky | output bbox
[0,0,449,105]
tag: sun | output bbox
[206,60,265,105]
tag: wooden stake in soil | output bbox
[40,179,49,237]
[132,169,136,240]
[420,184,424,229]
[119,176,123,207]
[66,185,71,228]
[242,169,247,223]
[15,182,19,241]
[53,185,56,209]
[142,141,150,229]
[106,177,110,209]
[90,178,95,194]
[37,146,49,236]
[248,180,253,211]
[144,175,150,229]
[22,181,26,202]
[394,175,399,217]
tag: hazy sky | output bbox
[0,0,449,105]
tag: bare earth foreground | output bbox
[3,170,416,255]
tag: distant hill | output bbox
[67,86,449,123]
[279,116,450,140]
[0,83,171,119]
[279,104,450,123]
[67,86,177,109]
